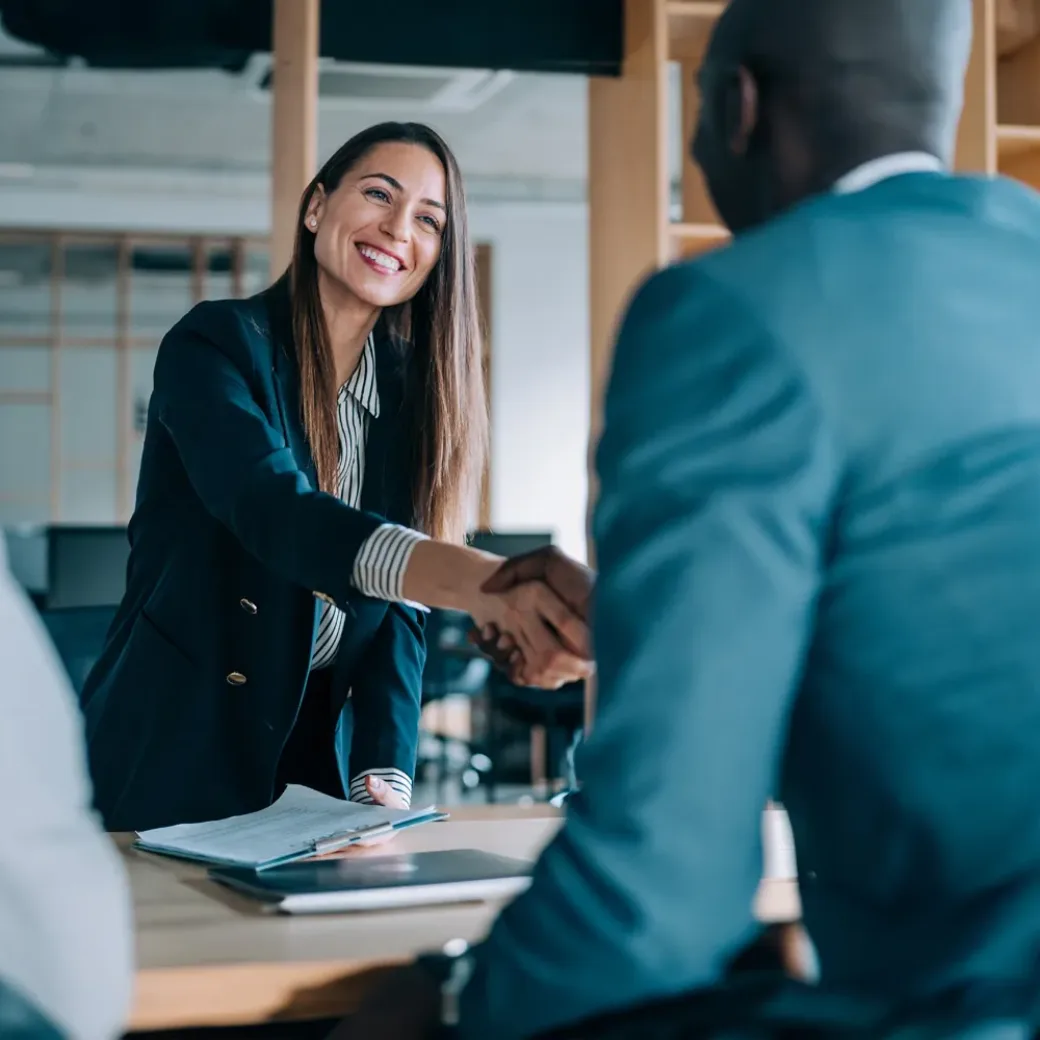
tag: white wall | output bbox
[469,204,589,559]
[0,178,590,560]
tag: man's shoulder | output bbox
[674,173,1040,324]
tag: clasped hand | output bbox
[469,546,596,689]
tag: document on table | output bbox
[134,784,446,869]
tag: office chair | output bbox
[38,605,116,699]
[484,670,585,803]
[419,608,493,799]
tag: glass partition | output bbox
[0,232,269,523]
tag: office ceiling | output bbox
[0,14,592,197]
[0,0,622,74]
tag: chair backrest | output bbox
[422,608,491,702]
[38,605,116,698]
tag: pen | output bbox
[312,821,394,856]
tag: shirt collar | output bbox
[339,333,380,418]
[832,152,945,195]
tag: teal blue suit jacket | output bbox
[459,172,1040,1037]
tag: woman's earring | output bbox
[308,217,317,229]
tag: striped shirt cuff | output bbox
[352,523,429,607]
[349,768,413,808]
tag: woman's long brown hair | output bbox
[284,122,488,543]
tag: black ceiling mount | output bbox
[0,0,623,76]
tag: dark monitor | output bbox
[467,530,554,559]
[46,526,130,609]
[3,526,48,595]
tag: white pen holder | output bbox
[762,803,797,880]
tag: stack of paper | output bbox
[134,785,446,870]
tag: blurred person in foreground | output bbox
[335,0,1040,1036]
[0,535,133,1040]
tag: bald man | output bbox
[334,1,1040,1036]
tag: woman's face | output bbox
[305,141,448,309]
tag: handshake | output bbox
[469,546,596,689]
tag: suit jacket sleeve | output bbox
[458,265,841,1038]
[346,600,427,789]
[152,304,386,605]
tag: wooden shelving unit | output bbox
[669,0,728,261]
[996,3,1040,184]
[584,0,1037,725]
[589,0,1038,416]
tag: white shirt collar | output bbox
[338,332,380,418]
[832,152,945,195]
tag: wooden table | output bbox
[124,805,801,1031]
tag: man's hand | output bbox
[325,964,440,1040]
[483,546,595,616]
[472,547,596,686]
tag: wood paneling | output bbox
[588,0,671,455]
[958,0,999,174]
[587,0,671,726]
[270,0,319,279]
[0,232,265,523]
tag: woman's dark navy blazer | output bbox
[81,283,427,832]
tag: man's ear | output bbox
[726,65,759,156]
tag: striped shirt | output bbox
[310,332,427,807]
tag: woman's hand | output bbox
[351,776,407,847]
[364,775,408,809]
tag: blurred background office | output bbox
[1,0,1036,805]
[0,0,618,804]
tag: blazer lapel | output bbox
[265,291,413,524]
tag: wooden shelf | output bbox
[670,221,729,241]
[667,0,725,61]
[997,124,1040,187]
[670,222,730,259]
[667,0,726,12]
[997,122,1040,158]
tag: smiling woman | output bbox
[289,124,479,541]
[80,122,593,833]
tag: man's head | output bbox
[692,0,973,233]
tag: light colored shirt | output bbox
[832,151,944,194]
[310,332,427,808]
[0,538,133,1040]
